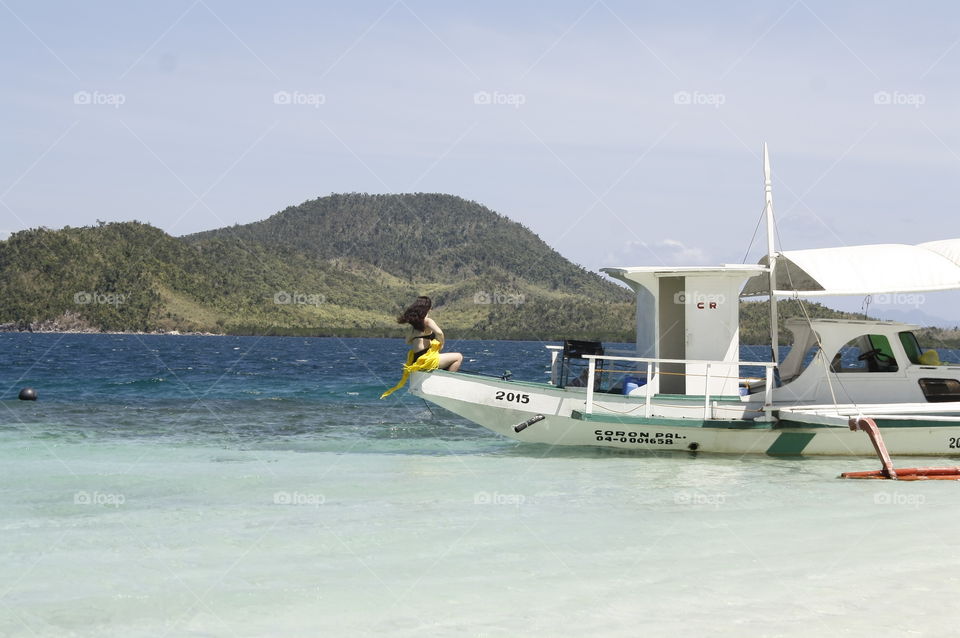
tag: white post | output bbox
[585,357,596,415]
[703,362,712,419]
[644,361,653,418]
[763,365,774,421]
[764,143,780,367]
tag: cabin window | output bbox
[919,378,960,402]
[832,334,899,372]
[899,331,922,364]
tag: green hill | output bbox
[0,194,635,340]
[5,192,950,346]
[186,193,622,296]
[738,299,865,345]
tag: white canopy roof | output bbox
[604,264,766,290]
[740,238,960,297]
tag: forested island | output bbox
[1,192,957,346]
[0,194,633,340]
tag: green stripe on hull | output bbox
[766,432,816,456]
[651,393,744,404]
[570,410,768,429]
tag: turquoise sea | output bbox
[3,334,960,637]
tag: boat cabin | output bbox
[599,264,768,398]
[772,318,960,405]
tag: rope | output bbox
[778,244,857,412]
[741,205,768,264]
[594,367,751,381]
[590,400,767,417]
[754,204,859,422]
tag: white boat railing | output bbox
[580,354,777,421]
[545,345,563,379]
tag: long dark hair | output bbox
[397,296,432,332]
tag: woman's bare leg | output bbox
[438,352,463,371]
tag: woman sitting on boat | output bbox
[381,296,462,399]
[399,296,462,371]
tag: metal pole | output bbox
[645,361,653,418]
[763,365,774,421]
[764,143,779,367]
[585,357,596,415]
[704,363,712,419]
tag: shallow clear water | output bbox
[2,334,960,636]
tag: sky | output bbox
[5,1,960,323]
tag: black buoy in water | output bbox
[18,387,37,401]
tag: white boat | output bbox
[410,146,960,456]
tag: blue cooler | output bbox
[622,375,646,395]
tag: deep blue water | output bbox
[0,335,562,450]
[0,334,556,402]
[4,334,957,445]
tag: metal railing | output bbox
[581,354,777,421]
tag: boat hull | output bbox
[409,370,960,457]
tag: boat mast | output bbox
[763,143,779,366]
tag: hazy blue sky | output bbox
[5,1,960,321]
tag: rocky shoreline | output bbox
[0,312,221,336]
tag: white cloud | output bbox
[655,239,708,265]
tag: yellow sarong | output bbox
[380,339,442,398]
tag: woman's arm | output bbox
[425,317,444,347]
